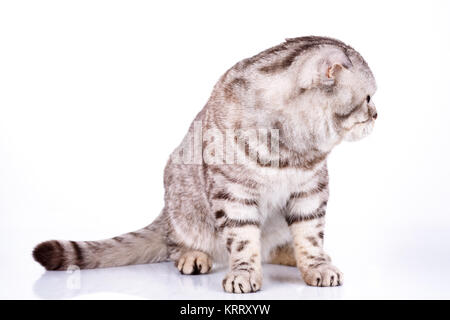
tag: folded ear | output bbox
[298,47,353,88]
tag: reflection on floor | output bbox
[33,262,344,300]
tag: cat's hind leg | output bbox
[176,250,213,275]
[269,243,297,267]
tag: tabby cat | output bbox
[33,36,377,293]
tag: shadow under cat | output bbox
[33,262,343,299]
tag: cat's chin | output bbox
[343,121,374,142]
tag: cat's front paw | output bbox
[302,264,343,287]
[222,270,262,293]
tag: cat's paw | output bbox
[222,270,262,293]
[176,251,212,275]
[302,264,343,287]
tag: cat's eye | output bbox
[366,95,371,103]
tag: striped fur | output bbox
[33,214,168,270]
[33,36,377,293]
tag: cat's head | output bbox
[290,44,377,144]
[251,39,377,150]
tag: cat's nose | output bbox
[368,106,377,120]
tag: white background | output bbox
[1,0,450,299]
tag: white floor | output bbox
[2,224,450,300]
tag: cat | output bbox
[33,36,377,293]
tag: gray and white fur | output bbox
[33,36,377,293]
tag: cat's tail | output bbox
[32,213,169,271]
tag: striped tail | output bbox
[32,216,168,271]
